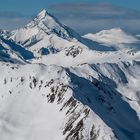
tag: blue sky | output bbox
[0,0,140,34]
[0,0,140,14]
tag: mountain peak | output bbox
[10,9,82,46]
[37,9,47,19]
[84,28,138,47]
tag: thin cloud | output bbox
[48,3,140,34]
[0,4,140,34]
[0,11,25,18]
[0,11,31,30]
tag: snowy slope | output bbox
[9,10,84,57]
[0,9,140,140]
[0,63,118,140]
[83,28,140,51]
[0,35,34,63]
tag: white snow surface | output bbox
[83,28,139,51]
[0,9,140,140]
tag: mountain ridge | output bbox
[0,9,140,140]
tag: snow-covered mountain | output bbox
[0,35,34,63]
[0,9,140,140]
[9,10,84,57]
[84,28,140,51]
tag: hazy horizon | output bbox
[0,1,140,35]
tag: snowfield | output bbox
[0,9,140,140]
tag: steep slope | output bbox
[0,35,34,63]
[10,10,85,57]
[0,62,117,140]
[0,9,140,140]
[11,10,81,43]
[69,62,140,140]
[0,59,140,140]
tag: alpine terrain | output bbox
[0,9,140,140]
